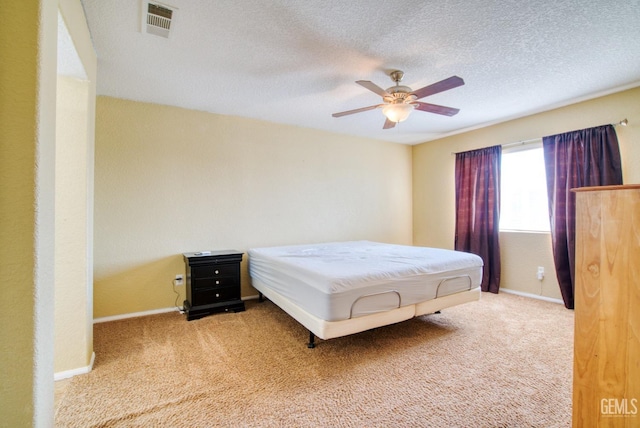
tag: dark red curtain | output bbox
[455,145,501,293]
[542,124,623,309]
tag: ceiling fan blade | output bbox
[383,118,396,129]
[356,80,391,97]
[410,76,464,100]
[413,102,460,116]
[332,104,382,118]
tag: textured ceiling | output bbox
[80,0,640,145]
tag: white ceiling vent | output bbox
[142,1,177,38]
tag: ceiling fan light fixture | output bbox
[382,103,414,123]
[332,71,464,129]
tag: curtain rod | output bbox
[451,118,628,155]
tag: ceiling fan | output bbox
[332,70,464,129]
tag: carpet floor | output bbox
[55,292,574,427]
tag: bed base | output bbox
[254,277,480,348]
[259,292,318,348]
[257,292,434,349]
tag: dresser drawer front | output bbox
[191,286,239,306]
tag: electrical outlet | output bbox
[537,266,545,281]
[174,274,184,286]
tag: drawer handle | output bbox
[215,270,219,274]
[216,280,220,285]
[216,293,220,297]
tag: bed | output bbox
[248,241,483,347]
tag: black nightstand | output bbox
[183,250,245,321]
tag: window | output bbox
[500,144,550,232]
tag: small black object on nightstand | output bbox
[182,250,245,321]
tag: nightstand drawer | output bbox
[192,264,237,279]
[191,286,239,306]
[192,275,237,290]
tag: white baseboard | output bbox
[94,295,262,324]
[54,352,95,381]
[93,306,181,324]
[500,288,564,305]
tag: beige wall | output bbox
[54,0,97,378]
[94,98,413,318]
[499,232,561,299]
[413,87,640,299]
[0,1,58,425]
[54,76,93,374]
[96,88,639,315]
[0,0,95,423]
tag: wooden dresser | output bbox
[572,185,640,427]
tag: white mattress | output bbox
[248,241,483,322]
